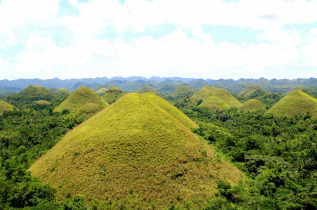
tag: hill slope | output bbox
[266,90,317,117]
[171,85,196,98]
[95,88,109,96]
[191,86,241,107]
[30,93,243,209]
[54,87,107,112]
[199,96,230,111]
[0,100,14,115]
[102,87,125,104]
[137,85,159,95]
[241,99,265,111]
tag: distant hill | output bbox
[0,100,14,115]
[95,88,109,96]
[29,93,244,209]
[7,86,54,106]
[241,99,265,112]
[238,84,267,99]
[199,96,230,111]
[266,90,317,117]
[137,85,159,95]
[192,86,241,108]
[171,85,196,98]
[34,100,51,105]
[54,86,108,113]
[102,87,125,104]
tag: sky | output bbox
[0,0,317,80]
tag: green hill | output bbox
[199,96,230,111]
[192,86,241,107]
[54,87,108,113]
[238,84,267,99]
[103,87,125,104]
[171,85,196,98]
[0,100,14,115]
[266,90,317,117]
[96,88,109,96]
[8,86,54,105]
[137,85,159,95]
[241,99,265,112]
[29,93,244,209]
[57,88,71,94]
[35,100,51,105]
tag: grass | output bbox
[103,87,125,104]
[35,100,51,105]
[199,96,230,111]
[54,87,108,113]
[137,85,159,95]
[29,93,244,209]
[191,86,241,107]
[0,100,14,115]
[57,88,71,94]
[266,90,317,117]
[171,85,196,98]
[241,99,265,112]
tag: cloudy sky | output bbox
[0,0,317,80]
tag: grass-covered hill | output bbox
[95,88,109,96]
[29,93,244,209]
[171,85,196,98]
[241,99,265,112]
[34,100,51,105]
[53,86,108,113]
[137,85,160,95]
[266,90,317,117]
[8,85,54,106]
[199,96,230,111]
[238,84,267,99]
[0,100,14,115]
[191,86,242,107]
[102,87,125,104]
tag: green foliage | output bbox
[238,84,267,99]
[137,85,160,95]
[170,85,196,98]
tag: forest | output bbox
[0,81,316,209]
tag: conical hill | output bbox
[266,90,317,117]
[191,86,241,107]
[238,84,267,98]
[137,85,159,95]
[8,85,54,105]
[53,87,108,113]
[29,93,243,209]
[96,88,109,96]
[102,87,125,104]
[0,100,14,115]
[199,96,230,111]
[171,85,196,98]
[241,99,265,112]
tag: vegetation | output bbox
[266,90,317,117]
[95,88,109,96]
[238,84,267,99]
[241,99,265,112]
[102,87,125,104]
[137,85,160,95]
[0,100,14,115]
[29,93,244,209]
[54,86,107,113]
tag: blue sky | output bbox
[0,0,317,80]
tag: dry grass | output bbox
[0,100,14,115]
[241,99,265,112]
[199,96,230,111]
[29,93,244,209]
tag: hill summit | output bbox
[54,86,107,113]
[137,85,159,95]
[266,90,317,117]
[238,84,267,99]
[29,93,243,209]
[102,87,125,104]
[171,85,196,98]
[8,85,54,105]
[241,99,265,111]
[0,100,14,115]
